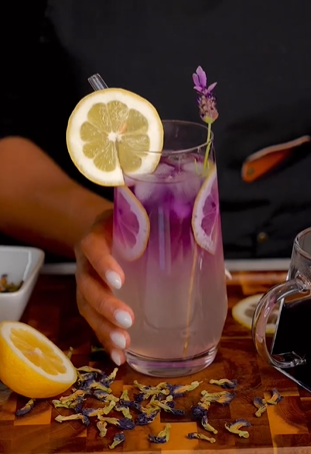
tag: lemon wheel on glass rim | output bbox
[66,88,164,186]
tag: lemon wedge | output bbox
[0,321,77,398]
[66,88,164,186]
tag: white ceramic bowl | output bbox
[0,246,45,323]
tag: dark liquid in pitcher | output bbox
[273,297,311,391]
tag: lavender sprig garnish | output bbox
[193,66,219,171]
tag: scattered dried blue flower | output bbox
[225,419,251,438]
[77,366,102,374]
[148,424,171,444]
[209,378,238,389]
[267,389,283,405]
[93,390,119,403]
[167,381,202,398]
[201,414,218,434]
[253,397,267,417]
[96,420,107,438]
[201,390,235,405]
[149,399,185,416]
[135,410,159,426]
[82,408,103,418]
[77,372,98,383]
[115,404,132,419]
[15,398,36,416]
[187,432,216,443]
[133,380,169,400]
[191,404,209,421]
[98,416,135,430]
[109,432,125,450]
[55,413,90,426]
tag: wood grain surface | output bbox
[1,270,310,454]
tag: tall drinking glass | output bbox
[112,120,227,377]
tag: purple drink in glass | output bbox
[112,120,227,377]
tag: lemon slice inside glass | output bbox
[66,88,164,186]
[191,163,219,254]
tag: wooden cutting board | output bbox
[1,272,310,454]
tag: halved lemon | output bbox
[66,88,164,186]
[113,186,150,261]
[191,163,219,254]
[0,321,77,398]
[232,294,278,335]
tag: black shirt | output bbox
[2,0,311,258]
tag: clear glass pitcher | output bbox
[252,227,311,378]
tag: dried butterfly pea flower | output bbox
[253,397,267,417]
[76,378,97,391]
[167,381,202,398]
[88,380,112,394]
[115,404,132,419]
[0,274,23,293]
[135,409,159,426]
[225,419,251,438]
[77,372,98,384]
[119,389,141,410]
[187,432,216,443]
[201,414,218,434]
[98,416,135,430]
[96,420,108,438]
[82,401,116,417]
[93,390,119,403]
[148,424,171,444]
[133,381,169,400]
[267,389,283,405]
[120,389,130,400]
[15,398,36,416]
[105,367,119,383]
[201,390,235,405]
[191,403,210,421]
[77,366,102,374]
[55,413,90,426]
[53,390,85,412]
[103,401,116,415]
[149,399,185,416]
[209,378,238,389]
[99,368,119,388]
[60,389,85,401]
[109,432,125,449]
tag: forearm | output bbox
[0,137,112,258]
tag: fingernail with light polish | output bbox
[111,350,122,366]
[114,310,132,329]
[105,271,122,289]
[110,331,126,350]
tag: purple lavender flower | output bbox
[193,66,217,95]
[193,66,219,124]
